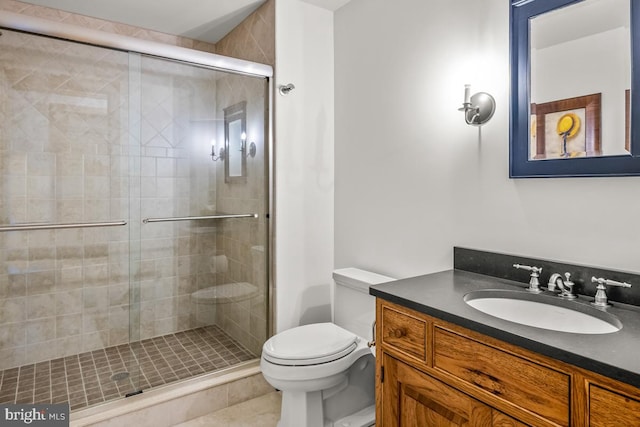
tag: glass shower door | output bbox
[131,53,269,387]
[0,28,141,409]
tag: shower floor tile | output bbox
[0,325,256,411]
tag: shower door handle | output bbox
[0,220,127,232]
[142,213,258,224]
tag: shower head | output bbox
[278,83,295,96]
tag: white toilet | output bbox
[260,268,394,427]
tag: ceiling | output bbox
[20,0,352,44]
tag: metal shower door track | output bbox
[0,10,273,78]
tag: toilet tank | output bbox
[333,268,395,341]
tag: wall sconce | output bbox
[458,84,496,126]
[211,140,225,161]
[245,142,257,158]
[240,132,257,158]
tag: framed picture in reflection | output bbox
[529,93,601,160]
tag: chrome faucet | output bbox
[547,272,577,299]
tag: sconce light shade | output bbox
[459,85,496,126]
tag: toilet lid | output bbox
[262,323,358,366]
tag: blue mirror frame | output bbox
[510,0,640,177]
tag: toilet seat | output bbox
[262,323,359,366]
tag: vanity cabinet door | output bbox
[589,384,640,426]
[492,412,529,427]
[382,353,492,427]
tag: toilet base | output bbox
[277,390,323,427]
[276,394,374,427]
[331,404,375,427]
[271,354,376,427]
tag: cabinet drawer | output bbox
[381,305,427,361]
[590,384,640,426]
[433,326,570,426]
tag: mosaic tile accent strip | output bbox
[0,326,255,411]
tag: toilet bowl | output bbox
[260,268,394,427]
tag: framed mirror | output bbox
[224,101,247,183]
[510,0,640,177]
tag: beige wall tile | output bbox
[0,274,26,299]
[57,335,82,357]
[26,318,55,344]
[0,297,25,323]
[25,340,57,364]
[56,313,82,338]
[27,294,56,319]
[56,289,83,315]
[26,270,55,295]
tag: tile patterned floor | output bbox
[0,326,255,411]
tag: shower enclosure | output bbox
[0,18,271,411]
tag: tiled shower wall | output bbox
[216,0,275,67]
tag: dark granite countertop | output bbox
[370,269,640,389]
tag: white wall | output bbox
[274,0,335,332]
[334,0,640,280]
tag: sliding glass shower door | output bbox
[0,26,269,411]
[0,28,139,409]
[130,52,269,388]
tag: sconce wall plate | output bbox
[466,92,496,126]
[247,142,257,158]
[459,85,496,126]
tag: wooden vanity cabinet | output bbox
[375,299,640,427]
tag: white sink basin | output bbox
[464,289,622,334]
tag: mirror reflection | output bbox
[224,101,247,183]
[529,0,630,160]
[228,118,244,176]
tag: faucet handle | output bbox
[591,276,632,288]
[591,277,632,307]
[513,264,542,274]
[513,264,543,293]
